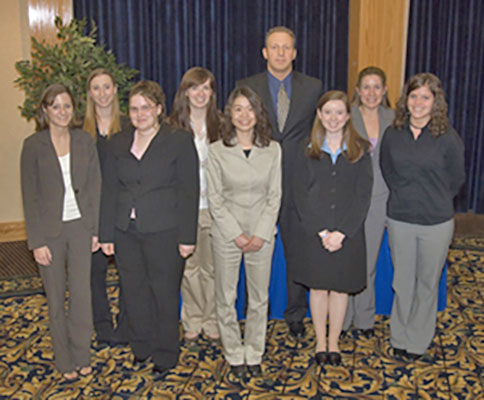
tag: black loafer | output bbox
[152,365,170,379]
[133,355,149,367]
[247,364,262,377]
[360,328,374,338]
[327,352,342,366]
[315,351,328,366]
[406,352,423,362]
[289,321,306,339]
[230,364,247,379]
[392,347,407,360]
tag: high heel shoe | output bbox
[327,351,342,366]
[315,351,328,365]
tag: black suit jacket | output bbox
[237,71,323,208]
[99,124,199,244]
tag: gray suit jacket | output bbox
[237,71,323,208]
[206,140,282,242]
[351,105,395,199]
[21,128,101,250]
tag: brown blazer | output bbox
[20,128,101,250]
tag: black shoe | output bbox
[392,347,407,360]
[315,351,328,366]
[152,365,170,379]
[360,328,374,339]
[339,329,349,339]
[406,352,423,362]
[247,364,262,377]
[133,355,149,367]
[288,321,306,339]
[327,352,342,366]
[230,364,247,380]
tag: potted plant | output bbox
[15,16,138,123]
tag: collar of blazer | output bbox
[36,128,84,191]
[351,105,395,142]
[116,123,173,152]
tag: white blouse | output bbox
[58,153,81,221]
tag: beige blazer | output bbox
[20,128,101,250]
[206,140,282,243]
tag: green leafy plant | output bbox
[15,16,139,122]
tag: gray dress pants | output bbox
[387,218,454,354]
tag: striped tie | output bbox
[277,83,290,132]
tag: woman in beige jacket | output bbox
[207,86,281,380]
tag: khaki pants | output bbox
[213,234,275,366]
[180,209,218,336]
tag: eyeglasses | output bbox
[129,104,156,114]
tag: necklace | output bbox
[409,120,427,130]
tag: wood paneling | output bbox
[348,0,409,106]
[0,222,26,243]
[28,0,72,45]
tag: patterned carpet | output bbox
[0,238,483,399]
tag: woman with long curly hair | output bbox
[293,90,373,367]
[342,66,395,338]
[167,67,221,344]
[206,86,281,379]
[83,68,131,345]
[380,73,465,361]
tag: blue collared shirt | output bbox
[322,139,347,164]
[267,71,292,115]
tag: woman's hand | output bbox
[33,246,52,266]
[322,231,345,253]
[101,243,115,256]
[242,236,264,253]
[92,236,100,252]
[234,234,250,250]
[179,244,195,258]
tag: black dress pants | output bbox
[90,249,128,342]
[279,205,308,324]
[115,222,184,368]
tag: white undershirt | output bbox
[193,123,209,210]
[58,153,81,221]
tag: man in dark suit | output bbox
[237,26,323,339]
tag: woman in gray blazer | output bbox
[207,86,281,380]
[342,66,395,337]
[21,83,101,380]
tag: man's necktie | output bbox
[277,83,290,132]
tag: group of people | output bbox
[20,26,465,381]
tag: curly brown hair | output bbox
[167,67,220,143]
[308,90,369,163]
[352,66,391,108]
[221,86,272,148]
[393,73,449,137]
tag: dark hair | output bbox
[129,80,166,123]
[352,66,391,108]
[167,67,220,143]
[221,86,272,148]
[308,90,368,163]
[393,73,449,137]
[265,26,296,47]
[83,68,122,139]
[35,83,79,131]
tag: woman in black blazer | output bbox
[83,68,130,345]
[21,83,101,380]
[100,80,199,377]
[293,90,372,367]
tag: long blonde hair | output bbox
[308,91,368,162]
[83,68,122,139]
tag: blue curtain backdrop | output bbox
[406,0,484,213]
[74,0,349,111]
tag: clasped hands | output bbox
[318,229,345,252]
[234,234,264,253]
